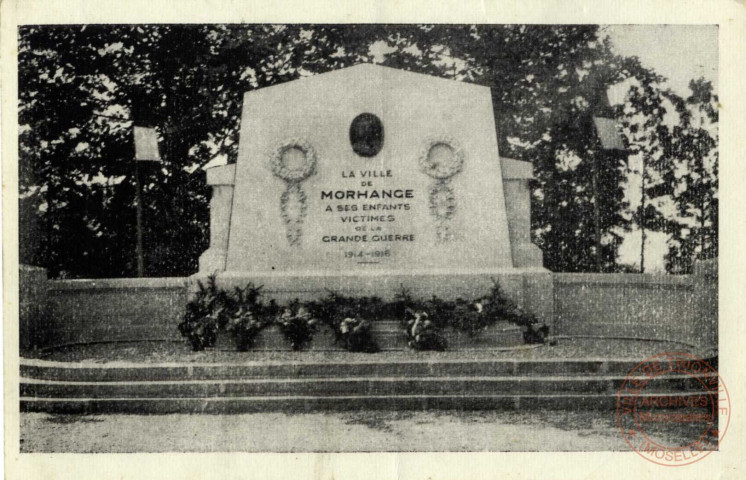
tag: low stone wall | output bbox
[20,265,49,350]
[19,260,717,352]
[36,277,188,349]
[553,259,717,352]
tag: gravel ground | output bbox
[20,409,713,453]
[24,338,698,364]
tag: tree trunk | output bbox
[591,156,603,272]
[640,156,646,274]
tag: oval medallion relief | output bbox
[349,113,384,157]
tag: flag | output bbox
[593,117,625,151]
[134,126,161,161]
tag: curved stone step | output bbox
[20,392,716,414]
[21,373,714,398]
[21,358,651,382]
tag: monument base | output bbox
[190,268,554,328]
[198,247,228,273]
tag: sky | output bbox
[604,25,718,97]
[605,25,718,271]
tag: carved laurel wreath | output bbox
[419,136,465,242]
[429,180,457,221]
[269,139,317,182]
[268,139,317,246]
[418,136,465,180]
[279,183,308,246]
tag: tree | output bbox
[19,25,412,277]
[664,79,718,273]
[615,58,677,273]
[18,25,686,277]
[447,29,636,272]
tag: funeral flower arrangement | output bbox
[404,309,448,351]
[478,279,549,345]
[178,276,268,352]
[225,283,266,352]
[520,316,549,345]
[178,301,219,352]
[448,300,491,337]
[308,292,381,353]
[437,280,550,344]
[394,286,448,351]
[178,278,549,352]
[338,317,380,353]
[276,304,318,351]
[178,275,225,351]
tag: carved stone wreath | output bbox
[269,139,317,182]
[429,180,457,221]
[268,139,317,246]
[418,136,465,180]
[419,136,465,242]
[279,183,308,247]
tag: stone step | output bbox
[20,391,715,414]
[21,373,713,398]
[21,358,654,382]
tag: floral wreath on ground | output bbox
[178,276,268,352]
[276,304,318,351]
[339,316,380,353]
[178,280,551,353]
[404,308,448,351]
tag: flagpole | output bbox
[134,159,145,277]
[133,126,161,277]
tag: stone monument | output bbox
[197,64,552,325]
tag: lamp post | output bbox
[133,126,162,277]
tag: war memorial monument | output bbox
[198,63,551,323]
[19,64,718,439]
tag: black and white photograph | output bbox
[5,3,746,478]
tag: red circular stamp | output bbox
[616,352,730,466]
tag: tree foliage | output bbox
[615,68,718,273]
[18,25,716,277]
[664,80,719,273]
